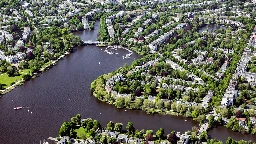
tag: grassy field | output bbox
[75,127,87,139]
[0,69,30,88]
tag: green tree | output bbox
[7,66,17,76]
[226,137,233,144]
[76,114,81,126]
[59,122,72,137]
[115,97,125,108]
[191,109,199,118]
[100,135,107,144]
[70,129,77,139]
[220,108,229,118]
[126,122,135,135]
[114,123,123,133]
[19,61,29,69]
[22,74,32,81]
[106,121,114,131]
[156,128,164,140]
[199,131,208,142]
[107,136,116,143]
[208,115,214,127]
[155,99,164,109]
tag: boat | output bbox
[14,107,23,110]
[99,62,101,64]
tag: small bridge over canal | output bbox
[82,40,107,45]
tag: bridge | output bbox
[82,40,107,45]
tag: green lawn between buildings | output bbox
[75,127,87,139]
[0,69,31,88]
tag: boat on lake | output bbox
[14,107,23,110]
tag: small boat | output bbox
[99,62,101,64]
[185,120,187,122]
[14,107,23,110]
[115,53,118,54]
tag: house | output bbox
[21,1,30,8]
[201,91,214,108]
[207,57,214,63]
[22,27,31,41]
[191,55,204,64]
[236,118,247,129]
[138,36,145,43]
[117,134,128,143]
[149,44,157,52]
[128,138,143,144]
[25,9,33,17]
[178,135,190,144]
[82,18,90,29]
[58,136,70,144]
[221,89,238,107]
[243,72,256,83]
[5,34,13,41]
[250,117,256,125]
[152,13,158,19]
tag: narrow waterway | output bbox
[198,24,226,33]
[0,21,254,144]
[209,126,256,142]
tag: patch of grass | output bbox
[20,69,31,75]
[75,127,86,139]
[0,69,30,88]
[41,61,52,69]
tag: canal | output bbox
[0,21,255,143]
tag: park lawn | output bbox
[75,127,87,139]
[20,69,31,75]
[0,69,30,88]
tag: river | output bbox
[0,21,255,144]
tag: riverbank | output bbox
[0,50,75,96]
[51,115,254,144]
[90,56,256,142]
[90,71,198,118]
[52,115,192,144]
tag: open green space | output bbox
[75,127,86,139]
[0,69,30,88]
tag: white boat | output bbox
[99,62,101,64]
[14,107,23,110]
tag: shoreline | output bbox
[0,50,72,96]
[90,72,201,123]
